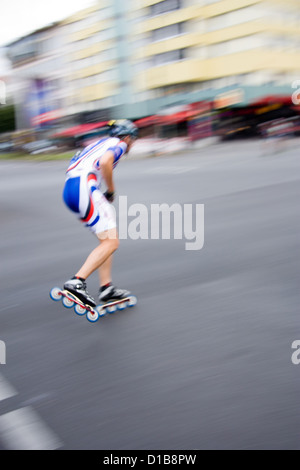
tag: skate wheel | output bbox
[62,296,75,309]
[95,305,107,317]
[50,287,62,301]
[74,304,86,316]
[128,296,137,307]
[106,304,117,314]
[117,302,127,311]
[86,310,100,323]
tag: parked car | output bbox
[22,139,58,154]
[0,141,14,152]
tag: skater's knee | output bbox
[102,237,119,255]
[109,236,119,252]
[98,228,119,252]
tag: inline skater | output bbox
[62,119,138,307]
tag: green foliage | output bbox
[0,105,16,133]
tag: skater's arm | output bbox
[100,150,115,193]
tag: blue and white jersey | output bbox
[66,137,127,185]
[63,137,126,233]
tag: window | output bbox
[206,6,262,32]
[70,20,84,34]
[153,48,186,66]
[209,34,267,57]
[93,28,115,42]
[96,7,113,21]
[134,59,152,73]
[152,22,185,42]
[150,0,181,17]
[95,48,117,63]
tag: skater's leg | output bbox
[98,254,113,287]
[75,228,119,280]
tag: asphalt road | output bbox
[0,140,299,450]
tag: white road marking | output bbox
[0,373,63,449]
[0,373,17,401]
[0,304,20,313]
[0,406,63,450]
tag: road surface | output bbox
[0,140,299,449]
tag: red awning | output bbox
[251,95,292,106]
[135,110,200,128]
[135,102,213,128]
[134,115,161,128]
[53,121,108,138]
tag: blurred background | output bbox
[1,0,300,155]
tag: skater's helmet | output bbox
[108,119,138,139]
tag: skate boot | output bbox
[64,277,96,307]
[99,284,131,303]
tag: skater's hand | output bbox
[103,190,115,203]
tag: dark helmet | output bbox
[108,119,138,139]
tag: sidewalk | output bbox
[126,136,218,160]
[127,136,300,160]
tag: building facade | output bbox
[5,0,300,130]
[61,0,138,123]
[6,23,66,130]
[133,0,300,112]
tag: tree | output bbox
[0,105,16,134]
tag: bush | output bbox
[0,105,15,133]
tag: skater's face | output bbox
[123,136,136,153]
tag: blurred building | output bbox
[4,0,300,134]
[6,1,140,130]
[6,23,65,130]
[0,49,11,105]
[62,0,138,123]
[134,0,300,111]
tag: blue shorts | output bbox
[63,173,116,235]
